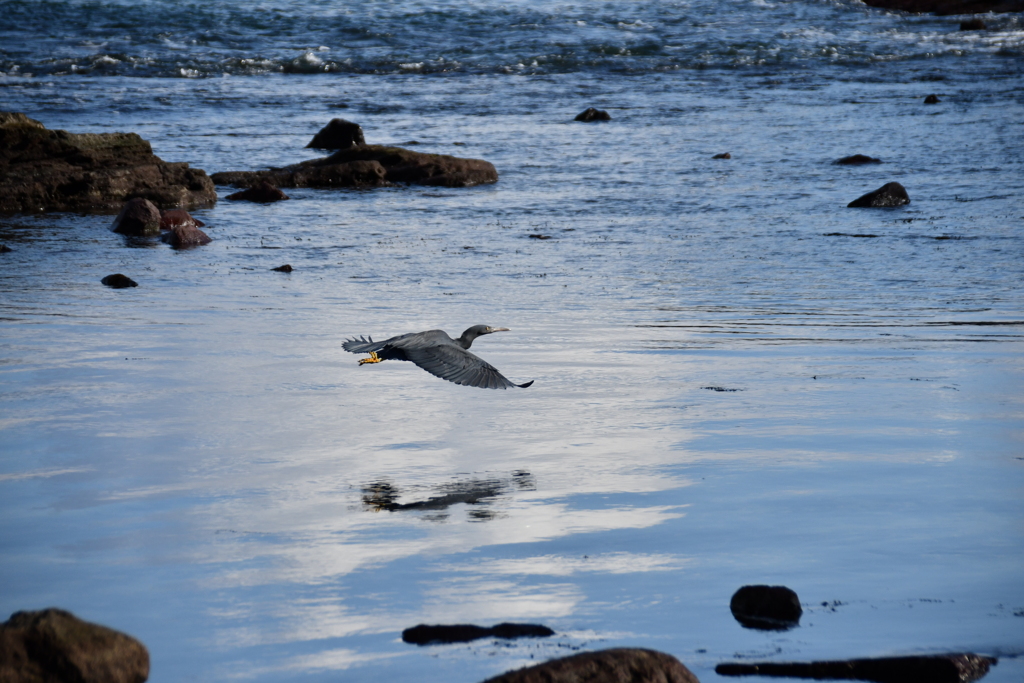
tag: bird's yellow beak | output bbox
[487,327,510,333]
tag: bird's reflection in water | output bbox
[362,471,534,522]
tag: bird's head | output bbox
[459,325,509,348]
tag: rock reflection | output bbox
[362,471,535,522]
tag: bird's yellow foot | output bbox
[358,352,382,365]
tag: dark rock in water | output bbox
[101,274,138,288]
[306,118,365,150]
[0,244,11,253]
[0,608,150,683]
[214,145,497,190]
[480,648,700,683]
[960,17,987,29]
[575,107,612,122]
[715,653,995,683]
[730,585,802,630]
[226,181,290,203]
[834,154,882,165]
[847,182,910,208]
[529,234,551,240]
[272,264,293,272]
[0,111,216,214]
[713,152,732,159]
[403,622,554,646]
[160,208,204,230]
[824,232,879,238]
[161,223,211,248]
[860,0,1022,14]
[924,94,941,104]
[111,198,162,236]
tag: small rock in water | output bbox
[402,622,554,646]
[306,118,365,150]
[480,648,699,683]
[226,181,290,203]
[528,234,551,240]
[847,181,910,208]
[160,208,205,230]
[959,18,986,30]
[730,585,802,630]
[161,223,212,248]
[101,274,138,288]
[0,244,11,253]
[712,152,731,159]
[0,608,150,683]
[924,94,941,104]
[110,197,161,236]
[272,264,293,272]
[716,653,995,683]
[834,154,882,165]
[575,107,612,122]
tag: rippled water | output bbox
[2,1,1023,681]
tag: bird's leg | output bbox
[358,352,382,366]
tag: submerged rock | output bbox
[159,208,205,230]
[575,107,612,122]
[161,223,211,248]
[0,111,216,214]
[712,152,732,159]
[860,0,1021,13]
[403,623,554,646]
[226,181,290,203]
[480,648,699,683]
[924,94,941,104]
[730,585,802,630]
[272,264,293,272]
[306,118,365,150]
[715,653,995,683]
[0,244,11,253]
[0,608,150,683]
[847,182,910,208]
[101,274,138,288]
[111,198,162,236]
[834,154,882,165]
[959,17,987,29]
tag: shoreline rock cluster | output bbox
[860,0,1022,14]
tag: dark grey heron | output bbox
[342,325,534,389]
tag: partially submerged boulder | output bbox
[860,0,1022,13]
[226,181,290,203]
[960,17,987,29]
[481,648,699,683]
[111,198,161,236]
[403,623,554,646]
[0,608,149,683]
[924,94,941,104]
[0,111,216,214]
[575,107,612,122]
[847,182,910,208]
[716,653,995,683]
[101,274,138,289]
[161,224,211,248]
[712,152,731,159]
[835,154,882,165]
[730,585,802,630]
[306,118,365,150]
[159,208,204,230]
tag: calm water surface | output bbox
[1,1,1023,681]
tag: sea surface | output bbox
[1,0,1023,681]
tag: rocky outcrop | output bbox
[0,608,149,683]
[101,274,138,288]
[306,118,365,150]
[730,585,802,630]
[403,623,554,646]
[111,198,162,236]
[575,107,612,122]
[847,182,910,208]
[860,0,1022,13]
[716,653,995,683]
[835,154,882,165]
[481,648,699,683]
[0,111,216,214]
[226,181,290,203]
[214,145,497,190]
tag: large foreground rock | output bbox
[0,112,216,214]
[860,0,1021,13]
[481,648,699,683]
[716,653,994,683]
[0,608,149,683]
[212,144,498,190]
[847,182,910,208]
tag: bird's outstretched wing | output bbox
[342,333,416,354]
[400,342,531,389]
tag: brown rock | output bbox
[834,154,882,165]
[730,585,802,630]
[924,94,941,104]
[0,111,216,214]
[847,182,910,208]
[306,118,365,150]
[481,648,699,683]
[161,224,211,248]
[712,152,731,159]
[715,653,995,683]
[101,274,138,288]
[159,208,204,230]
[0,608,149,683]
[213,145,497,190]
[575,107,612,122]
[226,181,290,203]
[860,0,1022,13]
[272,264,293,272]
[111,198,161,236]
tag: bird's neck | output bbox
[457,332,477,349]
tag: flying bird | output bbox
[342,325,533,389]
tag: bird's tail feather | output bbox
[342,335,388,354]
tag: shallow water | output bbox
[2,1,1024,681]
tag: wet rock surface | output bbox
[575,107,612,122]
[110,198,162,236]
[226,181,290,203]
[730,585,802,630]
[214,145,496,190]
[402,623,554,646]
[272,264,293,272]
[0,608,149,683]
[101,274,138,288]
[306,118,365,150]
[712,152,731,159]
[847,182,910,208]
[0,244,11,253]
[159,208,204,230]
[834,154,882,165]
[0,111,216,214]
[960,17,987,29]
[860,0,1022,13]
[480,648,700,683]
[924,94,941,104]
[161,223,211,248]
[715,653,995,682]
